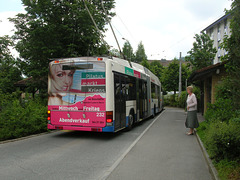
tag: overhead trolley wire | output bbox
[163,13,226,55]
[116,13,138,44]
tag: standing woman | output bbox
[185,86,199,135]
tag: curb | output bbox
[196,132,219,180]
[0,130,58,145]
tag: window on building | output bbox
[218,47,221,58]
[224,19,228,35]
[224,50,228,55]
[217,24,221,42]
[209,28,214,40]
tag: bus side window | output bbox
[158,86,161,108]
[115,75,120,98]
[126,76,136,101]
[151,83,156,99]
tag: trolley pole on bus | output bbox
[178,52,182,97]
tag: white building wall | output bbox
[205,16,231,65]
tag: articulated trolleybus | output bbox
[48,57,163,132]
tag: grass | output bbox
[196,121,207,145]
[197,121,240,180]
[214,160,240,180]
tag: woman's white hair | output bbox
[187,86,193,93]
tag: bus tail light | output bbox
[48,110,51,123]
[97,57,103,61]
[106,111,113,125]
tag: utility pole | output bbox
[179,52,182,97]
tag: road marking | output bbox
[99,110,166,180]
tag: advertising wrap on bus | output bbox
[48,61,106,129]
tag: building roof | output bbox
[201,13,231,32]
[189,61,227,82]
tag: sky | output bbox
[0,0,232,60]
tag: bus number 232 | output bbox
[96,112,105,117]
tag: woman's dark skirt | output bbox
[185,110,199,128]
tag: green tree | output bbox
[10,0,115,93]
[149,61,164,79]
[122,40,134,61]
[141,59,150,69]
[135,41,147,63]
[222,0,240,109]
[110,48,121,58]
[162,59,190,94]
[185,33,217,71]
[0,36,22,93]
[141,60,164,80]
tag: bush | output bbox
[164,94,178,107]
[177,91,187,108]
[204,98,237,123]
[216,80,232,100]
[0,95,48,141]
[197,121,208,132]
[193,86,201,100]
[164,86,200,109]
[215,159,240,180]
[205,120,240,162]
[163,95,170,106]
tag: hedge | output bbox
[0,92,48,141]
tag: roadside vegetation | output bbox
[0,91,48,141]
[197,93,240,179]
[197,1,240,179]
[163,87,200,109]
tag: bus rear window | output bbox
[62,63,93,70]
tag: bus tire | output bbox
[126,112,134,131]
[154,104,156,116]
[152,104,156,117]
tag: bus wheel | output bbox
[154,105,156,116]
[152,105,156,117]
[126,113,134,131]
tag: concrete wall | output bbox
[203,67,226,113]
[211,68,227,104]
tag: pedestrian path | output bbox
[107,107,212,180]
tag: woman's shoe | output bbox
[186,132,194,135]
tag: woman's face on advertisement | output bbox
[51,64,74,96]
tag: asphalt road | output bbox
[0,108,212,180]
[0,114,155,180]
